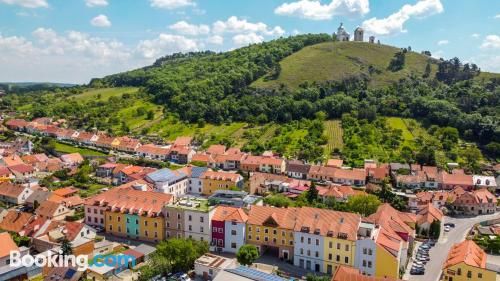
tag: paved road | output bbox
[408,213,500,281]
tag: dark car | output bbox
[411,269,425,275]
[444,223,456,228]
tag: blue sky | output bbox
[0,0,498,83]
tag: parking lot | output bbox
[405,213,500,281]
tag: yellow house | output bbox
[373,228,402,279]
[87,182,173,243]
[324,236,357,275]
[246,206,296,261]
[200,170,243,195]
[442,240,496,281]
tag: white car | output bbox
[444,226,451,232]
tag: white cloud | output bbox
[169,21,210,36]
[480,35,500,49]
[233,33,264,46]
[471,33,480,38]
[469,54,500,73]
[437,39,448,45]
[274,0,369,21]
[431,50,444,59]
[0,0,47,8]
[90,14,111,27]
[85,0,108,7]
[150,0,195,10]
[207,35,224,45]
[136,33,199,59]
[495,14,500,19]
[362,0,443,36]
[213,16,285,36]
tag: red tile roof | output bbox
[0,232,19,259]
[332,265,402,281]
[212,206,248,223]
[0,182,27,198]
[0,210,33,232]
[53,187,79,197]
[443,240,488,269]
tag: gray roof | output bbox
[134,244,156,256]
[25,190,51,205]
[191,166,209,178]
[286,160,311,174]
[390,163,411,171]
[146,168,187,183]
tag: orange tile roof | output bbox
[35,200,65,218]
[64,221,86,241]
[8,163,34,174]
[473,189,497,204]
[443,240,488,269]
[85,181,172,216]
[53,186,79,197]
[192,153,213,163]
[375,227,403,256]
[173,136,192,147]
[369,203,415,238]
[332,265,402,281]
[206,145,226,155]
[0,210,33,232]
[212,206,248,223]
[247,205,298,230]
[441,172,473,186]
[294,207,360,241]
[335,168,366,181]
[308,165,336,178]
[3,154,24,166]
[0,182,27,198]
[136,144,170,155]
[417,203,444,225]
[201,170,242,182]
[60,153,84,164]
[326,159,343,168]
[0,232,19,259]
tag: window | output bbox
[315,251,319,258]
[337,243,340,250]
[144,221,148,226]
[188,215,192,221]
[362,260,366,266]
[218,228,223,233]
[264,228,269,234]
[177,214,181,219]
[336,255,340,262]
[363,248,367,254]
[145,230,149,237]
[301,236,304,243]
[117,217,121,222]
[118,226,121,232]
[308,238,311,244]
[345,257,349,264]
[467,271,472,278]
[200,226,204,233]
[136,219,139,225]
[478,273,482,278]
[316,239,319,246]
[307,250,310,256]
[200,217,204,223]
[109,225,112,231]
[256,236,260,241]
[273,229,277,235]
[368,261,372,268]
[109,216,112,221]
[248,226,252,232]
[345,245,349,251]
[457,268,462,276]
[213,227,217,232]
[281,239,285,245]
[189,225,192,231]
[300,248,304,255]
[248,235,252,240]
[154,222,158,227]
[289,240,293,246]
[264,237,269,242]
[328,254,332,260]
[256,227,260,233]
[368,249,373,255]
[329,242,333,248]
[231,243,237,249]
[231,230,237,235]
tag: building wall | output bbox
[212,220,225,249]
[223,221,245,253]
[164,207,184,239]
[184,210,211,242]
[294,232,324,273]
[105,211,126,237]
[374,243,399,279]
[85,205,106,227]
[139,216,164,242]
[188,177,203,195]
[246,224,294,260]
[202,178,240,195]
[443,262,496,281]
[354,238,377,276]
[126,214,140,239]
[155,178,188,196]
[323,237,356,275]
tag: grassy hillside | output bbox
[252,41,440,89]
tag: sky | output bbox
[0,0,499,84]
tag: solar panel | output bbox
[226,266,289,281]
[64,268,76,279]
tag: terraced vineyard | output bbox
[324,120,343,156]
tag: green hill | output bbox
[252,41,499,89]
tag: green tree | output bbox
[307,182,319,204]
[461,146,482,173]
[154,238,208,273]
[346,195,381,216]
[236,244,259,266]
[61,238,73,256]
[429,220,441,239]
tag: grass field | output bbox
[252,41,438,90]
[71,87,139,102]
[324,120,343,156]
[54,142,107,156]
[386,117,414,147]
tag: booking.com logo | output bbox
[10,250,136,271]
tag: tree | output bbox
[429,220,441,239]
[346,195,381,216]
[461,146,482,173]
[236,244,259,266]
[307,182,319,204]
[61,238,73,256]
[153,238,208,273]
[423,62,431,78]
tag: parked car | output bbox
[444,223,455,228]
[444,225,451,232]
[411,268,425,275]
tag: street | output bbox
[407,213,500,281]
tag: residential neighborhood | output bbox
[0,117,499,281]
